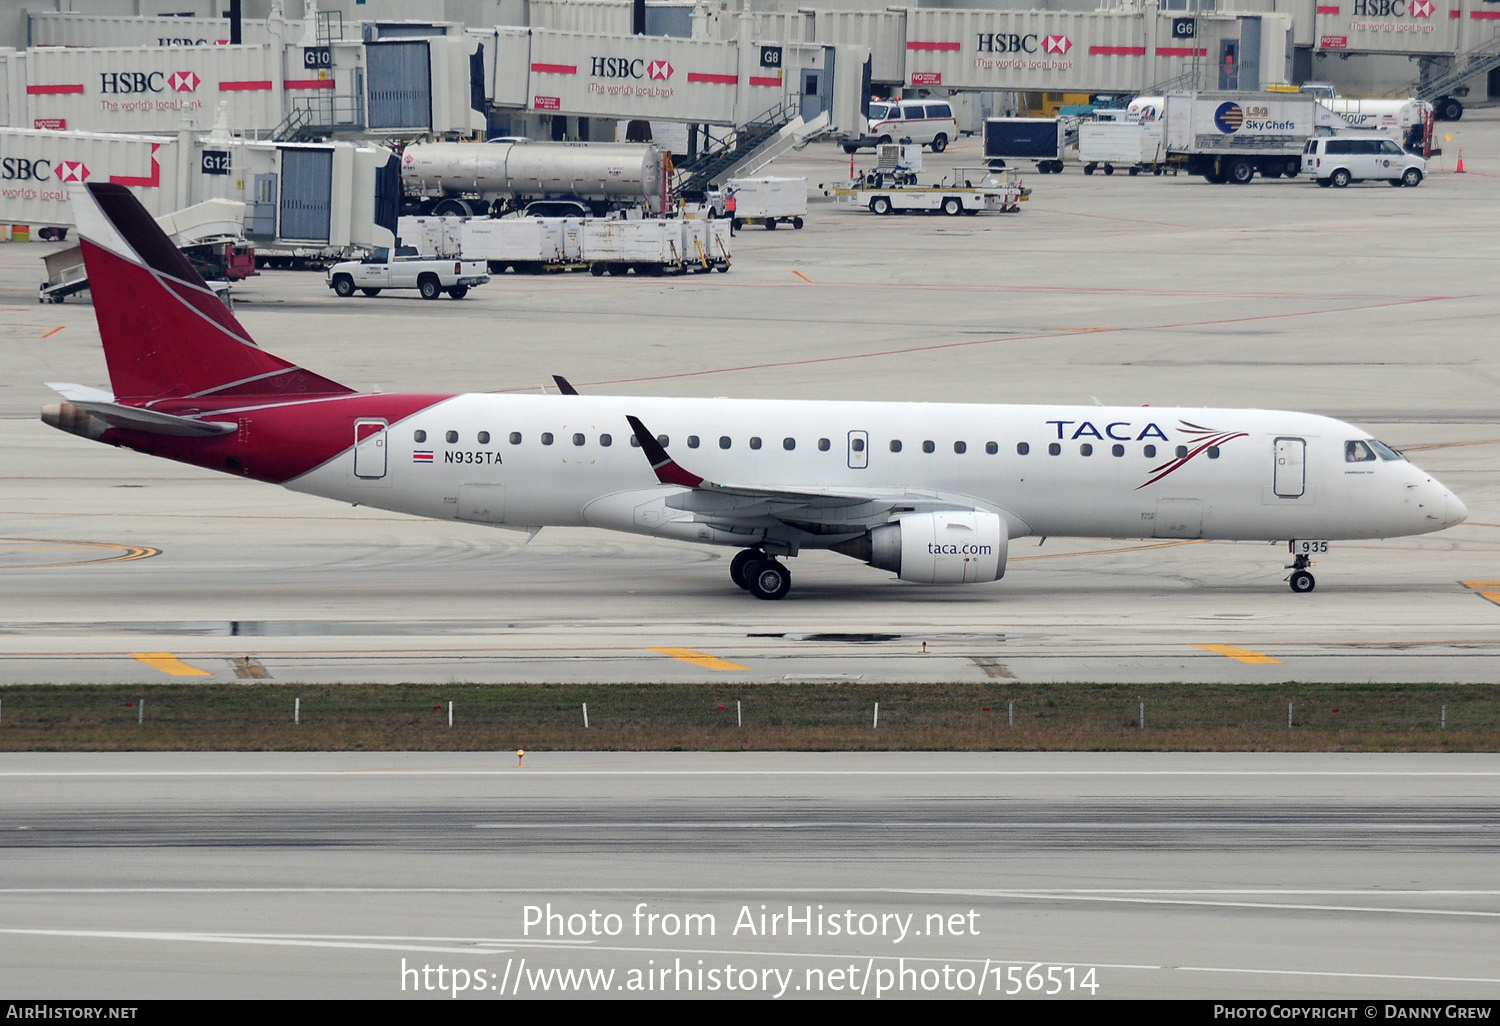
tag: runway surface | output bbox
[2,751,1498,999]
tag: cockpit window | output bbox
[1368,439,1404,461]
[1345,440,1377,463]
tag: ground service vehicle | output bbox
[843,100,960,154]
[43,183,1469,601]
[722,177,807,231]
[401,140,665,217]
[1302,134,1426,188]
[326,251,489,300]
[983,118,1076,174]
[1163,91,1345,183]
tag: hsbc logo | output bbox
[1042,35,1073,55]
[168,71,201,92]
[976,33,1039,54]
[55,160,90,183]
[590,56,673,79]
[1351,0,1432,15]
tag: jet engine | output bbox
[832,511,1008,584]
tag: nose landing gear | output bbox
[1284,540,1325,593]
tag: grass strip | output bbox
[0,682,1495,752]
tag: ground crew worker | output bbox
[725,187,738,234]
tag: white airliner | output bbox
[42,183,1466,600]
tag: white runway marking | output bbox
[4,769,1500,778]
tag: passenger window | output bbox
[922,440,935,454]
[1346,440,1377,462]
[929,104,952,119]
[413,430,426,443]
[1013,442,1026,455]
[783,438,795,451]
[1080,443,1093,456]
[890,440,903,453]
[818,438,831,451]
[541,432,554,446]
[509,432,522,444]
[687,435,700,449]
[953,441,966,454]
[1048,443,1061,456]
[600,433,611,447]
[749,437,762,450]
[477,431,490,444]
[719,436,731,449]
[1207,446,1220,459]
[1175,445,1188,458]
[1143,444,1156,458]
[572,433,585,446]
[445,431,458,444]
[851,438,865,453]
[629,434,641,447]
[1112,444,1124,457]
[657,435,669,447]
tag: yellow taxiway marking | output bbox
[131,653,212,678]
[1194,644,1282,665]
[1460,582,1500,608]
[792,270,814,283]
[650,648,749,672]
[40,326,65,339]
[0,538,160,569]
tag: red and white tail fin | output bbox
[73,182,352,404]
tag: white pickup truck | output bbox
[326,250,489,300]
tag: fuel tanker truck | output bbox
[400,140,666,218]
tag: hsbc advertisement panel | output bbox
[24,44,283,135]
[1311,0,1462,54]
[526,30,744,123]
[0,128,179,224]
[905,9,1200,92]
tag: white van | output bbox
[843,100,959,154]
[1302,133,1426,187]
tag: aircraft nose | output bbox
[1447,489,1468,527]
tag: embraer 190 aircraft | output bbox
[42,183,1466,600]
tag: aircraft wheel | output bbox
[729,549,762,591]
[745,559,791,601]
[1289,570,1316,594]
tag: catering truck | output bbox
[1163,91,1347,184]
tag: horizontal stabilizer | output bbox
[42,400,237,440]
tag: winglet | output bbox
[627,415,703,488]
[552,375,579,395]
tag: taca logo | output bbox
[168,71,201,92]
[1042,35,1072,55]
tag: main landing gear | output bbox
[730,548,792,601]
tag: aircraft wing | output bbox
[626,414,978,531]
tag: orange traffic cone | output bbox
[1456,151,1466,173]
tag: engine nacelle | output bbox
[844,511,1008,584]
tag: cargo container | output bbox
[1078,119,1166,175]
[460,216,585,273]
[983,117,1077,174]
[401,140,666,217]
[396,215,464,259]
[1163,91,1347,183]
[722,176,807,230]
[582,217,729,275]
